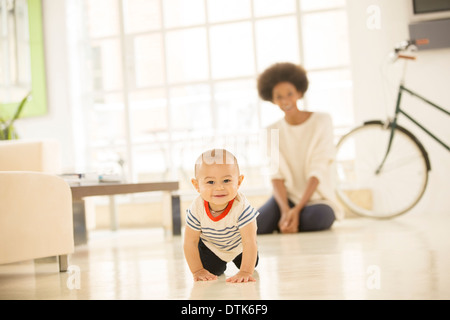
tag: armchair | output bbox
[0,171,74,271]
[0,139,61,173]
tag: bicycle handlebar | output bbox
[398,54,416,60]
[394,40,414,52]
[392,40,418,62]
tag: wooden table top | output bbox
[70,181,179,200]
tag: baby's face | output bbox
[192,162,243,211]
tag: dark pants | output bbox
[256,196,335,234]
[198,239,259,276]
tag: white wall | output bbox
[16,0,78,173]
[347,0,450,216]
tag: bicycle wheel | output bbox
[335,121,430,218]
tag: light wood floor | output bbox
[1,212,449,300]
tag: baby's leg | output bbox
[232,252,259,270]
[198,239,227,276]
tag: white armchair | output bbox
[0,171,74,271]
[0,140,73,272]
[0,139,61,173]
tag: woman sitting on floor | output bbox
[256,62,343,234]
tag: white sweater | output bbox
[267,112,343,220]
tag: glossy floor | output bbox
[1,212,449,300]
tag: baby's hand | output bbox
[193,268,218,281]
[226,271,256,283]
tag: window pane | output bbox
[0,0,31,102]
[254,0,296,17]
[214,80,258,133]
[163,0,205,28]
[133,144,169,181]
[123,0,161,33]
[260,101,284,128]
[255,17,300,72]
[172,138,203,182]
[85,0,120,38]
[306,69,353,127]
[301,10,350,69]
[209,22,254,79]
[87,92,127,147]
[300,0,346,11]
[129,89,168,144]
[131,34,165,88]
[207,0,251,23]
[90,39,123,91]
[89,146,128,178]
[166,28,209,84]
[170,85,212,133]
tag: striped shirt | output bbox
[186,191,259,262]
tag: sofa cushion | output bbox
[0,140,61,173]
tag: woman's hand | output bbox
[279,207,300,233]
[278,208,289,231]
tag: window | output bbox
[77,0,353,192]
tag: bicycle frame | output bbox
[397,85,450,150]
[376,84,450,174]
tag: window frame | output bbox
[80,0,352,192]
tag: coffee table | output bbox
[70,181,180,245]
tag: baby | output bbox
[183,149,259,283]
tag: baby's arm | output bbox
[183,226,217,281]
[226,220,258,283]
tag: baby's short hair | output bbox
[257,62,309,102]
[194,149,239,177]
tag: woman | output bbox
[256,62,343,234]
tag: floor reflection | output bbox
[1,214,449,299]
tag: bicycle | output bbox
[335,40,450,219]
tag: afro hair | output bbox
[257,62,309,102]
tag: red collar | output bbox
[204,199,234,222]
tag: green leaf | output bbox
[11,92,32,123]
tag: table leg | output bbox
[72,200,88,245]
[162,192,181,236]
[171,195,181,236]
[109,195,118,231]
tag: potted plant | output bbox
[0,92,32,140]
